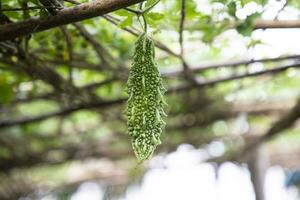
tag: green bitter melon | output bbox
[125,34,167,162]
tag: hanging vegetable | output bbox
[125,33,167,162]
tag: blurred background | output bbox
[1,0,300,199]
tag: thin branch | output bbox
[124,0,160,15]
[179,0,185,57]
[0,140,131,172]
[211,93,300,164]
[102,14,180,57]
[8,54,297,105]
[0,98,126,128]
[43,54,300,75]
[35,57,109,71]
[73,23,115,70]
[169,62,300,93]
[41,54,300,75]
[60,26,74,83]
[14,49,103,105]
[10,78,117,104]
[60,27,73,61]
[143,0,160,13]
[1,62,299,128]
[244,96,300,152]
[163,54,300,76]
[178,0,196,83]
[124,7,142,15]
[274,0,288,20]
[167,102,289,131]
[187,19,300,31]
[4,54,299,106]
[253,19,300,29]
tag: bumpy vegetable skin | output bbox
[125,34,167,162]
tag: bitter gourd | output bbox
[125,34,167,162]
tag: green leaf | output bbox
[227,1,237,18]
[236,22,253,36]
[114,10,132,17]
[186,0,198,18]
[236,12,260,36]
[118,16,133,28]
[0,76,13,104]
[147,12,164,21]
[145,0,157,7]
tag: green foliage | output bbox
[227,1,237,18]
[236,12,260,36]
[118,16,133,28]
[145,0,158,7]
[1,0,300,197]
[290,0,300,9]
[146,12,165,28]
[0,76,13,104]
[125,34,167,162]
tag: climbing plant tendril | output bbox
[125,33,167,162]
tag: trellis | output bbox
[0,0,300,199]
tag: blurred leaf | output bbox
[145,0,157,7]
[0,76,13,104]
[114,10,133,17]
[227,1,237,18]
[118,16,133,28]
[147,12,164,21]
[236,12,260,36]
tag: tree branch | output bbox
[179,0,185,57]
[209,95,300,164]
[10,77,117,104]
[254,19,300,29]
[0,98,126,128]
[73,23,115,70]
[244,96,300,151]
[178,0,196,83]
[163,54,300,76]
[169,62,300,93]
[0,0,144,42]
[1,61,299,128]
